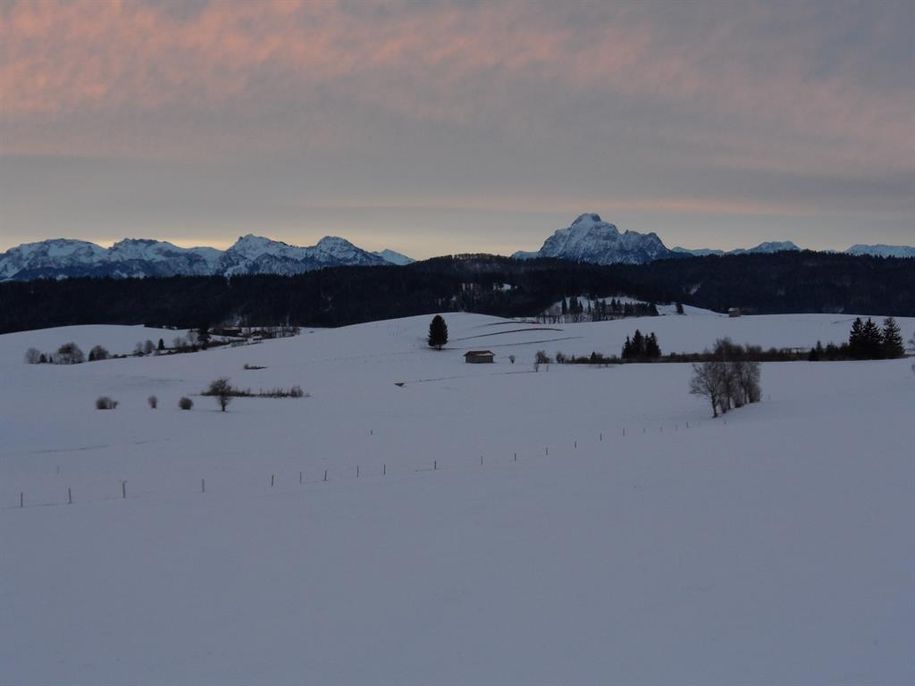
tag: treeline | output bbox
[537,296,659,323]
[1,251,913,334]
[809,317,906,361]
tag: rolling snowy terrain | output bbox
[2,311,914,685]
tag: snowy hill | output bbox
[513,213,673,265]
[2,311,915,684]
[0,234,403,281]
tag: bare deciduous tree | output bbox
[690,339,762,417]
[89,345,109,361]
[56,342,85,365]
[207,377,234,412]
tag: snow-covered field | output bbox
[2,311,914,685]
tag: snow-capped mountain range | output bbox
[515,214,914,264]
[1,215,911,280]
[0,235,411,281]
[512,213,671,265]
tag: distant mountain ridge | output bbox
[1,216,912,280]
[513,213,672,265]
[516,214,913,265]
[0,235,412,281]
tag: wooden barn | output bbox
[464,350,495,364]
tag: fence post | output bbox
[67,487,72,505]
[434,460,437,471]
[324,469,328,482]
[514,452,517,462]
[480,455,483,466]
[383,464,386,476]
[622,427,626,437]
[545,447,549,456]
[121,480,127,499]
[19,492,23,508]
[600,432,603,442]
[201,478,206,494]
[574,440,577,449]
[299,471,303,485]
[356,465,360,478]
[271,474,275,488]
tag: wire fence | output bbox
[4,418,722,512]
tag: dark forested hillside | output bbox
[1,252,912,333]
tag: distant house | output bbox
[464,350,495,364]
[728,307,742,318]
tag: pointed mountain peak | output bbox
[571,213,604,227]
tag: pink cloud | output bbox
[0,0,911,173]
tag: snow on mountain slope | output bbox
[513,213,672,265]
[0,239,108,279]
[846,244,915,258]
[0,234,391,281]
[730,240,801,255]
[1,311,914,684]
[373,248,415,265]
[674,241,802,256]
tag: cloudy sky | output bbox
[1,0,913,257]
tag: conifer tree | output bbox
[645,333,661,359]
[881,317,905,359]
[861,318,883,358]
[428,315,448,350]
[848,317,865,359]
[631,330,644,358]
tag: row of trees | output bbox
[689,339,762,417]
[25,342,89,365]
[25,329,217,365]
[807,317,907,361]
[538,297,660,323]
[847,317,905,359]
[621,330,661,360]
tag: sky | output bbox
[1,0,913,258]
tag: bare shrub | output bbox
[56,342,85,364]
[289,385,304,398]
[89,345,109,361]
[24,348,41,364]
[96,396,118,410]
[148,395,158,409]
[178,396,194,410]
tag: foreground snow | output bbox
[1,312,914,684]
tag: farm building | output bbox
[464,350,495,364]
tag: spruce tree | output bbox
[428,315,448,350]
[631,330,644,358]
[861,318,883,359]
[881,317,905,358]
[848,318,865,358]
